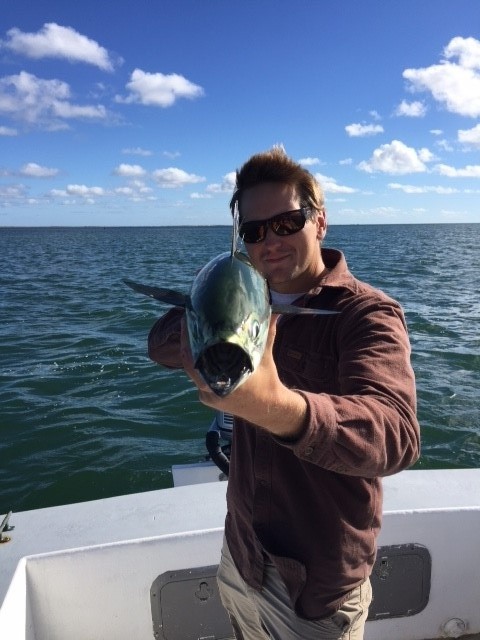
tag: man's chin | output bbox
[265,272,293,290]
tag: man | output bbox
[148,147,420,639]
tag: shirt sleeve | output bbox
[278,295,420,478]
[147,307,184,369]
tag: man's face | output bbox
[240,182,326,294]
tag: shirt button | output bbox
[305,446,314,456]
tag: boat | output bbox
[1,422,480,639]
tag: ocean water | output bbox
[1,224,479,513]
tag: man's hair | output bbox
[230,146,325,219]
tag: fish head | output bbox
[185,252,271,396]
[193,340,253,397]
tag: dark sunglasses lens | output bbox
[240,210,307,243]
[271,212,306,236]
[240,221,265,243]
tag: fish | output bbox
[124,251,338,397]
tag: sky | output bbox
[1,0,480,226]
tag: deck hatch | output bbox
[151,544,431,636]
[368,543,431,620]
[151,565,234,639]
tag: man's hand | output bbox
[180,315,308,439]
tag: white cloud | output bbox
[403,36,480,117]
[20,162,59,178]
[3,23,115,71]
[388,183,459,194]
[394,100,427,117]
[418,148,436,163]
[436,139,454,152]
[357,140,430,175]
[117,69,204,107]
[122,147,153,156]
[370,206,400,217]
[314,173,357,194]
[190,192,212,199]
[0,185,26,199]
[114,182,154,201]
[369,110,381,121]
[129,179,153,193]
[430,129,443,136]
[115,187,134,195]
[458,123,480,148]
[53,101,107,119]
[299,157,321,166]
[445,36,480,68]
[0,125,17,136]
[0,71,108,130]
[345,123,384,137]
[113,163,146,178]
[339,158,353,165]
[152,167,205,188]
[206,171,236,194]
[66,184,106,197]
[434,163,480,177]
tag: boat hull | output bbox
[1,469,480,639]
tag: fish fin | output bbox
[272,304,339,316]
[123,279,187,307]
[231,200,239,258]
[233,251,254,267]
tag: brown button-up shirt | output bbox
[148,248,420,620]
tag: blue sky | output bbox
[1,0,480,226]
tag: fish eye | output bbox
[250,320,260,340]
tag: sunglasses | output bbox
[239,207,311,244]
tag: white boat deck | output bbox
[1,468,480,639]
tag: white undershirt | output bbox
[270,290,307,305]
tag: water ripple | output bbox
[0,224,479,511]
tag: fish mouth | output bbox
[195,342,253,397]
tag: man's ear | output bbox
[316,208,327,241]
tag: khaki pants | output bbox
[217,537,372,640]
